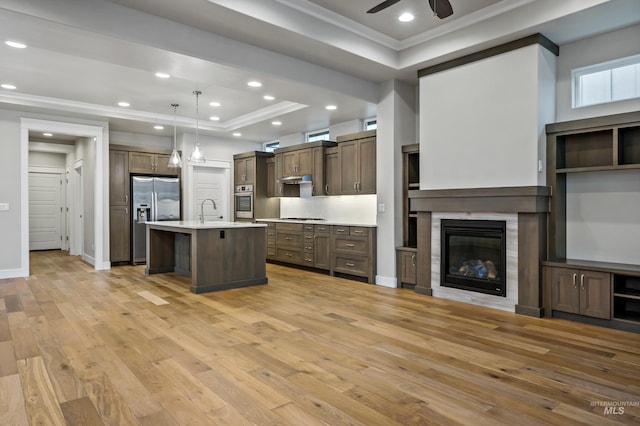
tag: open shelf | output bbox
[556,130,613,169]
[619,125,640,166]
[613,274,640,321]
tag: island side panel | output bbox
[191,227,267,293]
[146,227,177,274]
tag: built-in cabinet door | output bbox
[357,137,377,194]
[397,249,417,286]
[266,158,276,198]
[311,147,324,196]
[550,267,581,314]
[580,270,612,319]
[339,141,358,194]
[297,148,312,175]
[282,151,299,176]
[549,266,611,319]
[324,148,340,195]
[154,154,175,176]
[314,233,331,270]
[282,148,312,176]
[109,150,129,206]
[109,205,130,263]
[234,157,255,185]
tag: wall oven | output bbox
[234,184,253,219]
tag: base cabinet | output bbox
[331,226,376,283]
[546,266,611,320]
[396,247,417,289]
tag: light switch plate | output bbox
[0,203,9,211]
[378,203,385,213]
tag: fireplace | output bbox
[441,219,506,297]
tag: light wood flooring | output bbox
[1,250,639,425]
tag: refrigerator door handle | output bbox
[152,191,157,221]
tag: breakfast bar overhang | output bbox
[145,221,268,293]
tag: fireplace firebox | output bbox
[441,219,506,296]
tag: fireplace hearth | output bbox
[441,219,506,297]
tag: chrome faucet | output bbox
[199,198,217,223]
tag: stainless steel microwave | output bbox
[234,184,253,219]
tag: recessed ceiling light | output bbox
[154,125,164,130]
[118,101,130,107]
[399,12,414,22]
[155,72,170,79]
[263,95,275,101]
[43,132,53,137]
[209,116,220,121]
[247,81,262,88]
[5,40,26,49]
[272,121,282,126]
[325,105,337,110]
[209,101,221,107]
[1,83,16,90]
[233,132,242,137]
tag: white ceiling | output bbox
[2,0,639,143]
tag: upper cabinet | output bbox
[282,148,312,176]
[336,130,376,195]
[129,152,177,176]
[234,155,255,185]
[274,141,337,197]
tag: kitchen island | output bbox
[145,221,267,293]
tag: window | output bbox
[264,141,279,152]
[364,118,377,130]
[306,129,330,142]
[573,54,640,108]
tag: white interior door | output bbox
[29,172,62,250]
[193,167,228,222]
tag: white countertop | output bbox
[146,220,267,229]
[256,218,376,227]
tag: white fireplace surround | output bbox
[431,212,519,312]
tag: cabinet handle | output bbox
[346,262,355,267]
[572,273,577,288]
[411,254,416,266]
[286,253,292,257]
[346,243,355,247]
[580,274,585,289]
[125,207,128,214]
[353,230,363,234]
[337,228,346,233]
[354,182,357,191]
[285,237,292,240]
[124,194,128,203]
[325,184,328,194]
[356,182,360,192]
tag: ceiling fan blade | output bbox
[428,0,453,19]
[367,0,403,14]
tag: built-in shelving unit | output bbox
[545,111,640,332]
[397,144,419,289]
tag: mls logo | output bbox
[604,406,624,415]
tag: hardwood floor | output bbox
[1,250,639,425]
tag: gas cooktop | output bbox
[279,217,325,221]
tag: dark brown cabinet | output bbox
[313,224,331,270]
[282,148,312,176]
[265,222,276,260]
[331,225,376,283]
[234,156,255,185]
[276,222,304,264]
[546,266,611,320]
[129,152,176,175]
[336,130,376,195]
[396,247,417,289]
[324,147,340,196]
[109,149,130,263]
[266,157,276,198]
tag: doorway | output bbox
[28,172,64,250]
[20,118,107,276]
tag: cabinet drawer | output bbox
[303,242,314,252]
[334,236,368,255]
[277,223,303,233]
[266,248,276,259]
[266,229,276,238]
[333,226,350,235]
[315,224,330,234]
[276,232,302,248]
[334,255,368,277]
[303,224,314,232]
[276,248,303,264]
[349,227,369,237]
[302,254,314,266]
[266,240,276,248]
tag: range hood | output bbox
[279,174,312,184]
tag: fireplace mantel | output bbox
[409,186,550,213]
[408,185,550,317]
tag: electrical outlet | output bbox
[378,203,385,213]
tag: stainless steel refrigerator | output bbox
[132,176,181,264]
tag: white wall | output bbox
[556,23,640,122]
[29,151,66,168]
[419,44,556,190]
[76,137,96,261]
[0,109,23,273]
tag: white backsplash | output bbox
[280,194,377,224]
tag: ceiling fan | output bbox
[367,0,453,19]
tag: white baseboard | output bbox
[82,254,95,266]
[0,268,29,279]
[375,275,397,288]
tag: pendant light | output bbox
[189,90,205,163]
[167,102,182,168]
